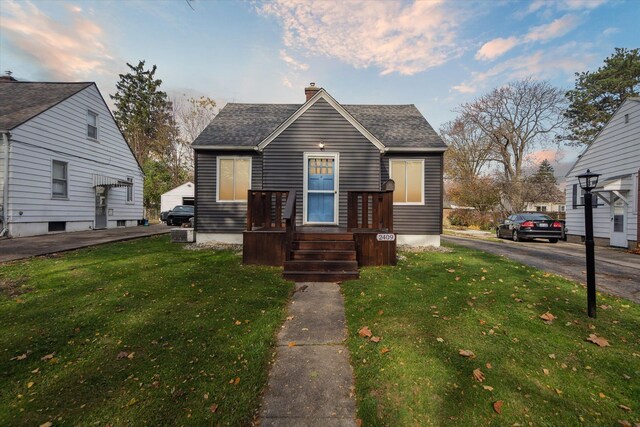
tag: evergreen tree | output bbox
[565,48,640,145]
[526,160,563,203]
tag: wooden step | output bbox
[294,232,354,241]
[283,270,360,282]
[293,240,356,251]
[284,260,358,272]
[290,250,357,261]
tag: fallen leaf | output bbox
[586,334,610,347]
[39,422,53,427]
[459,349,475,358]
[493,400,503,414]
[234,377,240,385]
[436,337,444,343]
[370,336,381,343]
[27,382,34,388]
[117,351,129,360]
[473,368,485,382]
[204,393,209,400]
[126,397,138,407]
[598,392,606,398]
[127,352,135,360]
[356,419,363,427]
[31,368,39,374]
[286,316,294,321]
[378,310,384,315]
[209,403,218,413]
[617,420,631,427]
[543,368,550,376]
[479,320,486,325]
[540,312,556,322]
[619,404,631,411]
[358,326,372,338]
[482,385,494,391]
[41,353,55,361]
[287,342,296,347]
[447,268,456,273]
[380,347,390,354]
[486,363,492,369]
[11,353,27,361]
[548,354,556,359]
[234,320,242,326]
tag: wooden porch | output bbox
[243,189,397,282]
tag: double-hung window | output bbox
[87,111,98,139]
[390,159,424,204]
[52,160,68,198]
[126,177,134,203]
[217,157,251,202]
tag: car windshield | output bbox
[521,214,552,221]
[172,206,194,212]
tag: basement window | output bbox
[48,222,66,232]
[117,220,126,227]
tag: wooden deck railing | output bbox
[283,189,297,261]
[246,190,292,231]
[347,190,393,232]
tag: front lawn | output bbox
[343,244,640,426]
[0,236,292,425]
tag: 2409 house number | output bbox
[376,233,395,242]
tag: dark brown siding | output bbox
[194,150,262,233]
[263,98,381,226]
[381,153,443,235]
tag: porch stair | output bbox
[283,231,359,282]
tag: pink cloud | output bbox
[0,0,117,80]
[525,14,580,42]
[527,149,566,164]
[475,37,519,61]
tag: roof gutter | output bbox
[384,147,447,153]
[1,130,10,237]
[192,145,259,151]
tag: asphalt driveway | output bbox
[443,235,640,303]
[0,224,170,263]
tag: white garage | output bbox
[160,182,194,212]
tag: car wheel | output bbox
[496,228,501,239]
[548,238,558,243]
[512,230,520,242]
[167,219,173,226]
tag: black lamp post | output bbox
[576,169,600,318]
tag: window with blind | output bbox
[390,159,424,204]
[217,157,251,202]
[87,111,98,139]
[52,160,68,198]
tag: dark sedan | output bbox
[166,205,194,226]
[496,213,563,243]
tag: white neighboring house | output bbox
[0,79,144,238]
[160,182,194,213]
[565,97,640,249]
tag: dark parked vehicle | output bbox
[166,205,194,226]
[160,210,171,223]
[496,213,563,243]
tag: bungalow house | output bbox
[0,78,143,238]
[565,97,640,249]
[192,84,446,280]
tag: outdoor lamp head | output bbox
[318,141,325,150]
[577,169,600,192]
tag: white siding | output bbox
[160,182,194,212]
[6,84,143,236]
[565,99,640,244]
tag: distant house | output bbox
[161,182,194,212]
[192,84,446,245]
[565,97,640,249]
[523,202,565,215]
[0,79,143,238]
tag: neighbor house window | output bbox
[52,160,68,198]
[390,159,424,204]
[217,157,251,202]
[126,177,134,203]
[87,111,98,139]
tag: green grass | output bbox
[0,236,293,426]
[343,243,640,426]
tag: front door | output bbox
[610,194,627,247]
[95,187,108,229]
[304,153,338,224]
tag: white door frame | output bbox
[303,152,339,225]
[610,193,627,247]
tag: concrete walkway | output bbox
[0,224,170,263]
[259,282,357,426]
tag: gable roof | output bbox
[0,81,93,130]
[565,97,640,177]
[192,88,446,152]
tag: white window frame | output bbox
[51,160,68,199]
[389,159,425,205]
[216,156,252,203]
[303,152,340,226]
[87,110,98,140]
[126,176,134,204]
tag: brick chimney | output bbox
[305,82,320,101]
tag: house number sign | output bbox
[376,233,395,242]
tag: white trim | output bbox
[389,158,425,205]
[196,232,243,244]
[87,110,99,141]
[193,145,258,151]
[257,89,386,153]
[385,147,446,153]
[633,172,638,215]
[51,159,68,199]
[397,234,440,247]
[303,152,340,225]
[126,176,134,204]
[216,156,252,203]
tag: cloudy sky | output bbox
[1,0,638,177]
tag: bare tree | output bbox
[458,78,567,212]
[173,96,218,172]
[440,115,493,181]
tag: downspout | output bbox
[1,131,10,237]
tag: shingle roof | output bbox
[0,81,93,130]
[192,99,446,150]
